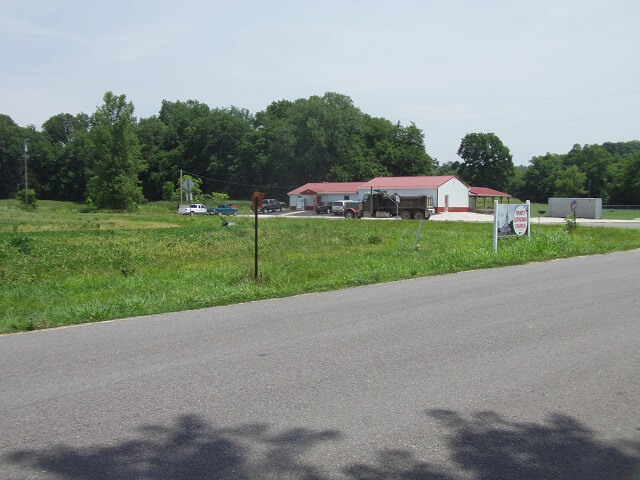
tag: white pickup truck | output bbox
[177,203,207,215]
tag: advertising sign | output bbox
[493,201,530,252]
[512,204,529,236]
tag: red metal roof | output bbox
[359,176,458,189]
[469,187,511,197]
[288,182,364,195]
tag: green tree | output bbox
[564,144,610,200]
[0,115,25,198]
[15,188,37,210]
[434,160,461,176]
[86,92,145,210]
[457,132,515,192]
[554,165,587,197]
[520,153,563,202]
[36,112,91,200]
[620,151,640,204]
[602,140,640,156]
[254,93,434,193]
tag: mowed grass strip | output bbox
[2,206,640,333]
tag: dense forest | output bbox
[1,91,639,208]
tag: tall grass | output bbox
[2,201,640,333]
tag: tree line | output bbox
[1,90,639,209]
[438,139,640,205]
[0,91,435,209]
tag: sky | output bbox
[1,0,639,166]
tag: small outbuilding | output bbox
[469,187,512,213]
[287,182,363,210]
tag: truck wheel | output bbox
[345,210,355,219]
[413,211,424,220]
[262,207,268,214]
[400,210,412,220]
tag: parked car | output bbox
[207,204,239,216]
[332,200,348,215]
[178,203,207,215]
[314,201,332,214]
[254,198,286,213]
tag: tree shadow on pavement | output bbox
[424,409,640,480]
[4,416,340,480]
[4,411,639,479]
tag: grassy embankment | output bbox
[2,199,640,333]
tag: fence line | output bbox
[603,205,640,209]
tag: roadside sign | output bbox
[513,205,529,236]
[252,191,264,209]
[493,200,530,252]
[571,200,577,211]
[183,178,193,192]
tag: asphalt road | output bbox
[1,251,639,479]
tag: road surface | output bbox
[1,250,639,479]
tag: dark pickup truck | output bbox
[254,198,286,213]
[207,204,239,216]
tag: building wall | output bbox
[548,198,602,219]
[289,193,357,210]
[289,195,314,210]
[436,178,469,212]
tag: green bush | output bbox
[15,189,37,211]
[8,235,34,254]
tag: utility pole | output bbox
[23,140,28,205]
[180,169,183,204]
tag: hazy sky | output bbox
[1,0,639,166]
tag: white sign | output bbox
[493,201,530,252]
[513,205,529,236]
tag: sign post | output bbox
[493,200,530,252]
[571,199,577,225]
[252,192,264,279]
[183,178,194,202]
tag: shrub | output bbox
[565,214,578,232]
[15,189,37,211]
[9,235,34,254]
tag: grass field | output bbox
[524,202,640,220]
[2,199,640,334]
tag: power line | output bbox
[182,170,297,192]
[423,90,640,121]
[429,109,640,138]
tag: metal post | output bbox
[493,200,499,252]
[254,203,259,279]
[23,140,28,204]
[179,170,183,204]
[413,218,424,249]
[526,200,531,241]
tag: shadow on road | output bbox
[4,411,639,479]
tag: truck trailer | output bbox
[344,191,434,220]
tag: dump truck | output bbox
[343,191,434,220]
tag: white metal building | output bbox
[288,176,470,212]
